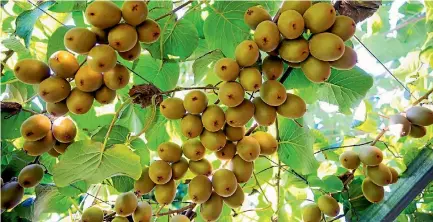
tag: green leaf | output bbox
[72,11,86,27]
[53,140,142,187]
[2,16,16,33]
[49,0,86,12]
[183,2,206,38]
[70,107,114,133]
[112,176,135,192]
[133,55,180,91]
[192,50,224,84]
[92,125,130,148]
[46,26,73,61]
[145,110,169,150]
[130,138,150,167]
[420,46,433,67]
[1,111,31,139]
[322,175,344,192]
[57,181,88,197]
[34,184,74,214]
[1,36,31,59]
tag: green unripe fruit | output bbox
[309,33,345,62]
[362,177,384,203]
[330,15,356,41]
[303,2,336,33]
[262,56,284,80]
[114,192,138,217]
[149,160,172,184]
[406,106,433,126]
[229,155,253,183]
[317,195,340,217]
[18,164,44,188]
[339,150,360,170]
[279,38,309,63]
[200,129,227,151]
[155,180,176,204]
[366,163,392,186]
[189,158,213,176]
[302,203,322,222]
[252,131,278,155]
[213,58,240,81]
[225,99,255,127]
[254,21,280,52]
[277,93,306,118]
[218,81,245,107]
[389,167,399,184]
[224,125,245,141]
[200,192,223,222]
[239,67,262,91]
[182,139,205,161]
[171,157,189,180]
[85,0,121,29]
[188,175,212,204]
[181,114,203,138]
[301,56,331,83]
[388,114,411,137]
[215,142,237,160]
[277,10,305,40]
[202,105,226,132]
[132,201,152,222]
[409,124,427,138]
[137,19,161,44]
[235,40,259,67]
[244,6,271,29]
[260,80,287,106]
[81,207,104,222]
[223,184,245,208]
[64,28,97,54]
[184,90,208,114]
[212,169,237,197]
[14,59,50,84]
[20,114,52,141]
[329,46,357,70]
[281,1,311,15]
[134,167,155,195]
[359,146,383,166]
[160,98,185,120]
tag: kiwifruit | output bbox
[91,26,108,44]
[20,114,51,141]
[215,141,237,160]
[103,64,130,90]
[301,56,331,83]
[279,38,309,63]
[64,28,97,54]
[52,117,77,143]
[223,184,245,208]
[114,192,138,217]
[252,131,278,155]
[53,140,71,154]
[171,215,190,222]
[287,62,301,68]
[134,167,155,195]
[362,177,384,203]
[262,56,284,80]
[309,33,345,61]
[181,114,203,138]
[200,129,227,151]
[160,98,185,120]
[330,15,356,41]
[46,101,69,117]
[367,163,392,186]
[14,59,50,84]
[388,167,399,184]
[277,93,307,118]
[329,46,357,70]
[184,90,208,114]
[112,217,129,222]
[188,175,213,204]
[229,155,252,183]
[406,106,433,126]
[339,150,360,170]
[1,182,24,210]
[200,192,223,222]
[277,10,305,39]
[87,44,117,72]
[409,124,427,138]
[253,97,277,126]
[254,20,280,52]
[212,169,237,197]
[182,139,206,161]
[225,99,255,127]
[388,114,411,137]
[122,0,148,26]
[49,51,79,79]
[38,77,71,103]
[224,125,245,141]
[23,130,55,156]
[66,88,94,115]
[171,157,189,180]
[18,164,44,188]
[119,41,141,61]
[148,160,172,184]
[108,23,138,52]
[359,146,383,166]
[218,81,245,107]
[202,105,226,132]
[239,67,262,91]
[47,148,61,157]
[132,201,152,222]
[260,80,287,106]
[214,58,240,81]
[317,195,340,217]
[235,40,260,67]
[81,206,104,222]
[244,6,271,29]
[189,158,213,176]
[302,203,322,222]
[95,85,116,104]
[303,2,336,33]
[75,65,103,92]
[155,180,177,204]
[85,1,121,29]
[137,19,161,44]
[281,1,311,15]
[157,142,182,163]
[236,136,260,162]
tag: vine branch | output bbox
[154,0,194,21]
[1,50,14,74]
[411,86,433,107]
[158,86,219,96]
[279,67,294,84]
[314,140,373,154]
[154,203,196,217]
[245,123,259,136]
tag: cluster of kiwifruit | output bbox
[388,106,433,138]
[302,195,341,222]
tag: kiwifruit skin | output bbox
[53,140,71,154]
[279,38,310,63]
[155,179,177,204]
[330,46,358,70]
[20,114,52,141]
[119,41,141,61]
[362,177,384,203]
[277,93,307,119]
[112,217,129,222]
[317,195,340,217]
[148,160,172,184]
[223,183,245,208]
[171,215,190,222]
[188,175,212,204]
[236,136,261,162]
[339,150,360,170]
[309,33,345,62]
[406,106,433,126]
[409,124,427,138]
[200,192,224,222]
[217,82,245,107]
[183,90,208,114]
[330,15,356,42]
[95,86,116,104]
[49,51,79,79]
[359,146,383,166]
[171,157,189,180]
[132,201,152,222]
[200,130,227,151]
[103,64,130,90]
[253,97,277,126]
[277,10,305,40]
[281,1,312,15]
[134,167,155,195]
[159,98,186,120]
[301,56,331,83]
[108,23,138,52]
[23,130,55,156]
[14,59,50,84]
[235,40,260,67]
[1,181,24,210]
[224,125,245,141]
[389,167,399,184]
[64,28,97,54]
[211,169,238,197]
[213,58,240,81]
[52,117,77,143]
[181,114,203,138]
[244,6,272,30]
[366,163,392,186]
[39,77,71,103]
[239,67,262,91]
[189,158,213,176]
[388,114,411,137]
[81,206,104,222]
[137,19,161,44]
[254,20,280,52]
[91,26,108,44]
[87,44,117,72]
[18,164,44,188]
[47,101,69,117]
[202,105,226,132]
[122,0,148,26]
[303,2,336,33]
[302,203,322,222]
[75,65,103,92]
[157,142,182,162]
[85,1,121,29]
[225,99,255,127]
[252,131,278,155]
[262,56,284,80]
[66,88,94,115]
[47,148,61,157]
[260,80,287,106]
[114,192,138,217]
[182,139,205,161]
[215,141,237,160]
[229,154,253,183]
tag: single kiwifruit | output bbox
[281,1,311,15]
[200,129,227,151]
[1,181,24,210]
[303,2,336,33]
[171,215,190,222]
[132,201,152,222]
[38,77,71,103]
[95,85,116,104]
[406,106,433,126]
[254,20,280,52]
[302,203,322,222]
[301,56,331,83]
[309,33,345,62]
[201,105,226,132]
[236,136,261,162]
[212,169,237,197]
[339,150,360,170]
[137,19,161,44]
[253,97,277,126]
[366,163,392,186]
[235,40,260,67]
[244,6,271,30]
[317,195,340,217]
[18,164,44,188]
[47,101,69,117]
[409,124,427,138]
[64,28,97,54]
[75,65,103,92]
[215,141,237,160]
[47,148,61,157]
[108,23,138,52]
[229,155,253,183]
[134,167,155,195]
[223,183,245,208]
[279,38,309,63]
[171,157,189,180]
[213,58,240,81]
[53,140,71,154]
[14,59,50,84]
[49,51,79,79]
[85,1,121,29]
[252,131,278,155]
[262,56,284,80]
[157,142,182,163]
[329,46,357,70]
[388,166,399,184]
[200,192,224,222]
[122,0,148,26]
[87,44,117,72]
[330,15,356,42]
[20,114,51,141]
[239,67,262,91]
[277,10,305,39]
[277,93,307,119]
[188,175,212,204]
[119,41,141,61]
[148,160,172,184]
[114,192,138,217]
[359,146,383,166]
[183,90,208,114]
[225,99,255,127]
[218,81,245,107]
[160,98,185,120]
[224,125,245,141]
[388,114,411,137]
[362,177,384,203]
[260,80,287,106]
[52,117,77,143]
[81,206,104,222]
[66,88,94,115]
[103,64,130,90]
[182,139,206,161]
[181,114,203,138]
[23,130,55,156]
[189,158,213,176]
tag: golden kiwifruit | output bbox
[157,142,182,163]
[122,0,148,26]
[14,59,50,84]
[302,203,322,222]
[215,141,237,160]
[218,81,245,107]
[224,125,245,141]
[409,124,427,138]
[23,130,55,156]
[229,155,253,183]
[303,2,336,33]
[244,6,271,29]
[362,177,384,203]
[359,146,383,166]
[182,139,205,161]
[184,90,208,114]
[66,88,94,115]
[406,106,433,126]
[85,1,121,29]
[160,98,185,120]
[214,58,240,81]
[200,192,223,222]
[277,10,305,39]
[330,15,356,42]
[114,192,138,217]
[239,67,262,91]
[225,99,255,127]
[119,41,141,61]
[171,215,190,222]
[212,169,237,197]
[260,80,287,106]
[254,20,280,52]
[137,19,161,44]
[46,101,69,117]
[134,167,155,194]
[148,160,172,184]
[253,97,277,126]
[200,129,227,151]
[52,117,77,143]
[20,114,51,141]
[49,51,79,78]
[309,33,345,61]
[202,105,226,132]
[236,136,260,162]
[277,93,307,118]
[95,85,116,104]
[367,163,392,186]
[38,77,71,103]
[281,1,312,15]
[262,56,284,80]
[279,38,309,63]
[339,150,360,170]
[112,217,129,222]
[389,167,399,184]
[18,164,44,188]
[189,158,213,176]
[235,40,260,67]
[81,206,104,222]
[223,183,244,208]
[330,46,357,70]
[132,201,152,222]
[47,148,61,157]
[317,195,340,217]
[108,23,138,52]
[388,114,411,137]
[103,64,130,90]
[252,131,278,155]
[91,26,108,44]
[53,140,71,154]
[188,175,212,204]
[171,157,189,180]
[1,181,24,210]
[301,56,331,83]
[74,65,103,92]
[64,28,97,54]
[181,114,203,138]
[87,44,117,72]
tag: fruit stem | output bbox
[253,171,272,206]
[245,123,258,136]
[370,127,388,146]
[154,0,194,21]
[411,86,433,107]
[158,86,219,96]
[103,98,134,149]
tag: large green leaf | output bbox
[1,37,31,59]
[52,140,141,187]
[192,50,224,84]
[112,176,134,192]
[34,184,74,215]
[92,125,130,148]
[130,138,150,167]
[133,55,180,91]
[1,111,31,139]
[49,0,86,12]
[144,109,169,150]
[46,26,73,61]
[183,2,206,38]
